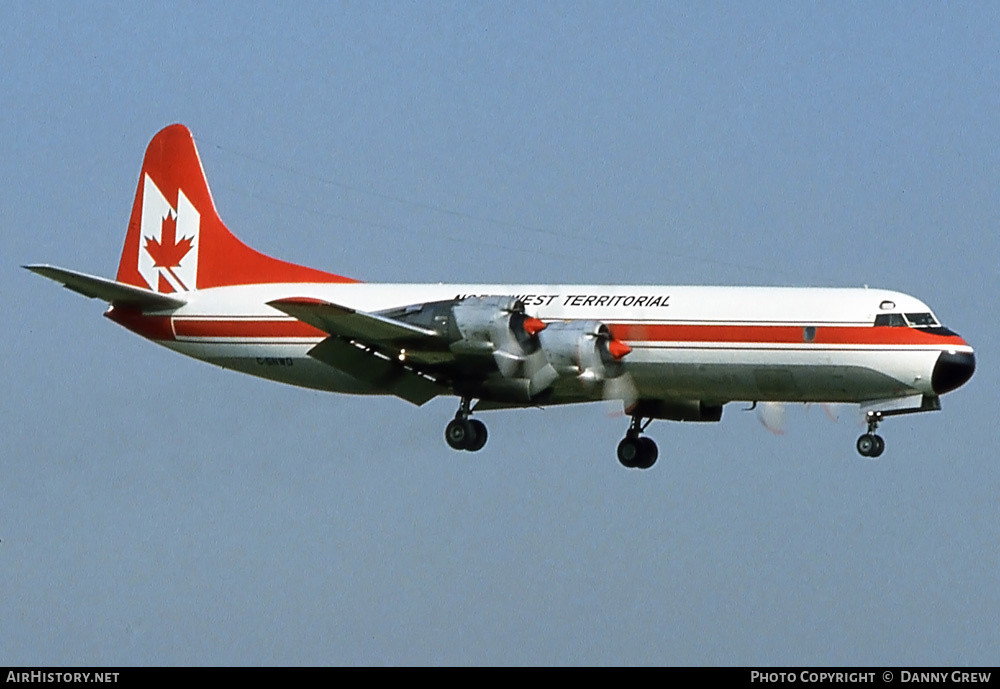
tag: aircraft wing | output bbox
[267,297,447,406]
[267,297,440,343]
[25,264,185,310]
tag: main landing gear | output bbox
[445,396,488,452]
[443,398,660,469]
[856,411,886,458]
[617,415,658,469]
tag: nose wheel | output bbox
[445,397,488,452]
[617,415,658,469]
[856,411,885,458]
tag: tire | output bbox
[466,419,488,452]
[856,434,874,457]
[635,437,659,469]
[446,418,473,450]
[617,437,640,468]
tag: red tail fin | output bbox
[116,124,356,292]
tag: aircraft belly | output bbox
[626,346,936,403]
[164,341,382,394]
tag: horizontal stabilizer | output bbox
[308,337,441,405]
[268,297,439,344]
[25,264,185,310]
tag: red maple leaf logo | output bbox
[145,213,194,268]
[144,213,195,291]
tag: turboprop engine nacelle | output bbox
[449,296,557,395]
[537,320,631,385]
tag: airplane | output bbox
[26,124,976,469]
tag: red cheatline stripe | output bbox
[105,309,175,340]
[606,323,968,347]
[110,312,969,349]
[173,319,325,338]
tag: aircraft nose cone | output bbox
[932,350,976,395]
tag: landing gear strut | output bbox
[445,396,488,452]
[617,415,658,469]
[856,411,886,458]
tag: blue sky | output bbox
[2,2,998,665]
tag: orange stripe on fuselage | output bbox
[105,308,176,340]
[608,323,968,348]
[172,319,325,339]
[108,311,968,349]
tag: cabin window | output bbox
[874,313,907,327]
[803,326,816,342]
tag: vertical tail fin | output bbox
[116,124,356,293]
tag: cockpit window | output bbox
[874,313,907,327]
[904,312,939,328]
[874,312,954,335]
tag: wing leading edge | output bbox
[267,297,438,343]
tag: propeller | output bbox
[750,401,847,435]
[489,304,559,396]
[592,332,638,414]
[754,402,787,435]
[603,372,639,416]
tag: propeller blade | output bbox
[493,349,523,378]
[528,363,559,397]
[602,372,638,417]
[755,402,787,435]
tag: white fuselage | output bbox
[114,282,972,407]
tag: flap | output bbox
[308,337,441,406]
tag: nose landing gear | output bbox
[856,411,886,458]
